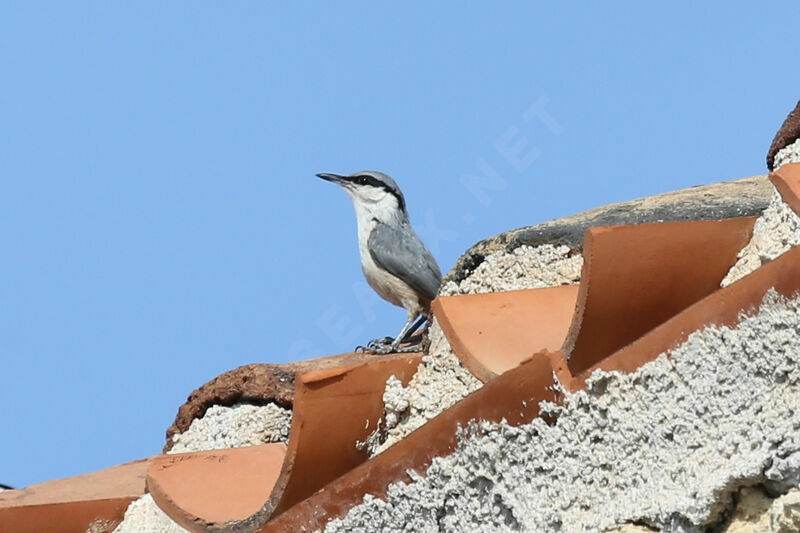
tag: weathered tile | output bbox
[433,286,579,381]
[564,217,756,376]
[0,458,150,533]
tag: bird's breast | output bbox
[357,228,422,314]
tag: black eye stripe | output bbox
[352,174,406,213]
[354,174,385,189]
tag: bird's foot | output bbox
[353,336,394,353]
[393,343,422,353]
[367,336,394,348]
[370,344,395,355]
[354,341,422,355]
[355,343,392,355]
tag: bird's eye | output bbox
[357,176,368,185]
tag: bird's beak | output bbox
[316,173,347,185]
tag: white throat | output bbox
[346,193,407,254]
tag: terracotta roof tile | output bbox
[165,351,415,452]
[432,285,579,382]
[147,444,285,531]
[769,162,800,215]
[571,238,800,389]
[259,353,560,532]
[444,176,771,288]
[563,217,755,376]
[0,458,151,533]
[262,223,800,531]
[149,353,421,531]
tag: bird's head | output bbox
[316,170,407,219]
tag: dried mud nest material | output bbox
[768,100,800,171]
[164,352,388,452]
[443,176,772,289]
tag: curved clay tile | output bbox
[258,353,559,533]
[0,458,151,533]
[146,444,286,532]
[563,217,756,377]
[262,230,800,533]
[443,176,771,287]
[767,100,800,171]
[165,351,404,452]
[770,163,800,214]
[572,242,800,389]
[432,285,579,382]
[148,353,421,532]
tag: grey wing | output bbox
[368,222,443,301]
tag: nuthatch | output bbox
[317,171,442,354]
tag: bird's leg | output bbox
[385,313,429,353]
[356,315,428,353]
[361,313,422,355]
[392,315,430,348]
[399,314,428,343]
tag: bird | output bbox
[316,171,442,354]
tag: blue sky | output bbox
[1,3,798,487]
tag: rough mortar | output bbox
[86,519,121,533]
[364,245,581,456]
[111,493,189,533]
[325,290,800,533]
[722,189,800,287]
[362,318,482,457]
[440,244,583,296]
[724,138,800,287]
[168,402,292,454]
[717,487,800,532]
[110,402,291,533]
[773,138,800,171]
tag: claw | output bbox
[353,341,423,355]
[366,344,393,355]
[353,343,392,355]
[354,314,430,355]
[393,343,422,353]
[367,336,394,348]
